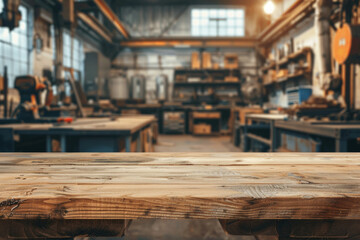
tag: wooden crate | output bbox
[225,76,239,82]
[224,54,239,69]
[202,52,212,69]
[142,127,153,152]
[193,112,221,119]
[235,107,264,125]
[193,124,212,135]
[0,76,3,91]
[277,69,289,79]
[191,52,201,69]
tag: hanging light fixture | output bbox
[264,0,275,15]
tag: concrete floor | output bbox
[125,135,252,240]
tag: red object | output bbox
[57,117,73,124]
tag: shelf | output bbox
[261,47,313,72]
[264,71,310,87]
[246,133,271,146]
[261,62,276,72]
[174,81,241,88]
[175,68,240,74]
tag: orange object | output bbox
[333,23,360,64]
[57,117,73,124]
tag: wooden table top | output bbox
[1,153,360,220]
[246,113,288,121]
[0,115,155,135]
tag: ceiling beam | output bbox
[93,0,130,39]
[258,0,316,46]
[120,37,257,48]
[77,12,113,43]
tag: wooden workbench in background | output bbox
[0,115,156,152]
[0,153,360,239]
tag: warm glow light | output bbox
[264,0,275,15]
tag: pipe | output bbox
[315,0,333,86]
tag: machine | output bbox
[0,0,21,30]
[12,75,53,122]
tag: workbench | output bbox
[122,103,163,133]
[244,114,288,152]
[274,121,360,152]
[231,107,264,147]
[0,115,156,152]
[190,111,221,135]
[0,153,360,239]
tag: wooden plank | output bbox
[193,112,221,119]
[246,114,288,121]
[0,153,360,220]
[0,116,156,135]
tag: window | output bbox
[62,30,84,81]
[0,3,31,86]
[191,8,245,37]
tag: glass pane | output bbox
[192,18,200,26]
[209,27,217,36]
[192,9,200,18]
[13,60,20,75]
[13,47,20,61]
[19,6,27,20]
[0,28,11,42]
[219,27,226,36]
[200,27,208,36]
[235,9,244,18]
[19,21,26,33]
[228,10,235,18]
[227,27,235,36]
[200,9,208,18]
[218,9,226,17]
[209,9,217,18]
[4,43,11,57]
[228,19,235,26]
[236,19,245,26]
[191,8,244,37]
[20,62,27,74]
[20,49,27,59]
[192,27,200,36]
[19,34,27,48]
[11,32,20,46]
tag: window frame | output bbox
[190,5,246,38]
[0,1,33,87]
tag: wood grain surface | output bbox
[0,153,360,220]
[0,115,156,134]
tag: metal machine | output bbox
[0,0,21,30]
[130,74,146,102]
[12,75,53,122]
[155,74,169,102]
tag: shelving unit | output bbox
[173,68,242,102]
[190,111,221,136]
[262,47,313,87]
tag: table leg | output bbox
[137,132,142,152]
[244,124,249,152]
[270,121,276,152]
[125,136,131,152]
[336,138,348,152]
[60,135,66,153]
[46,135,52,152]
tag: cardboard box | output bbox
[224,54,239,69]
[193,124,212,135]
[277,69,289,79]
[0,76,3,91]
[191,52,201,69]
[202,52,212,69]
[225,76,239,82]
